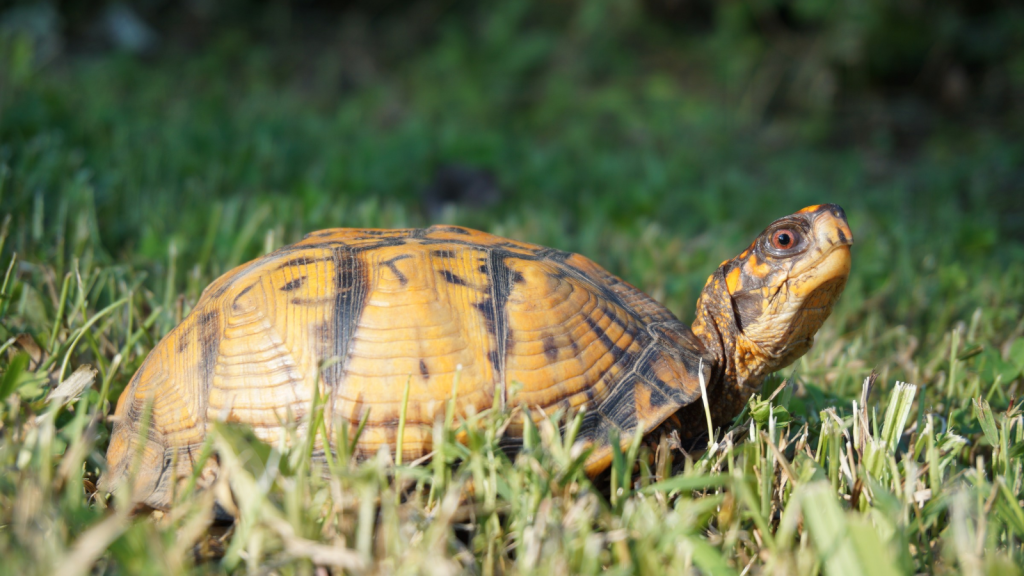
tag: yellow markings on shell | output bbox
[633,379,657,423]
[725,267,742,294]
[106,223,715,512]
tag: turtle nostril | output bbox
[828,204,846,221]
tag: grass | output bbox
[1,6,1024,574]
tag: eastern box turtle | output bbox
[102,204,852,508]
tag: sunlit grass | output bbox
[1,12,1024,573]
[1,197,1023,575]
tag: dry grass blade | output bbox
[270,517,367,570]
[54,512,129,576]
[46,364,96,406]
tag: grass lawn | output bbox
[1,8,1024,574]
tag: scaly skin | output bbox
[678,203,853,437]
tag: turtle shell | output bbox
[103,225,708,508]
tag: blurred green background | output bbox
[1,0,1022,349]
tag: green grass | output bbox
[1,8,1024,574]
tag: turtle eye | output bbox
[771,229,798,250]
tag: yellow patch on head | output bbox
[726,267,742,294]
[797,205,822,214]
[745,254,771,278]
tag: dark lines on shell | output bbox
[439,270,467,286]
[290,296,334,306]
[555,263,644,327]
[584,316,623,357]
[232,282,257,307]
[493,241,522,249]
[535,248,573,262]
[485,251,517,404]
[280,276,306,291]
[320,247,369,389]
[643,377,673,409]
[583,385,597,404]
[488,350,502,372]
[431,249,457,258]
[473,300,498,334]
[600,381,639,432]
[419,360,429,380]
[201,242,306,301]
[354,238,408,251]
[277,255,331,270]
[176,326,192,353]
[598,303,629,331]
[636,351,670,390]
[382,254,413,286]
[419,239,545,261]
[543,336,559,361]
[296,237,407,254]
[487,252,514,334]
[198,309,221,393]
[152,455,174,500]
[497,436,524,458]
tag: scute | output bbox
[103,225,708,508]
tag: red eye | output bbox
[771,229,798,250]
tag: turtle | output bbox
[101,203,852,509]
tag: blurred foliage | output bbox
[4,0,1022,122]
[699,0,1024,118]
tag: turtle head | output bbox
[693,204,852,410]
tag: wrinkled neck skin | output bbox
[669,203,852,437]
[689,268,779,428]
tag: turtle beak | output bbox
[789,204,852,299]
[812,204,854,249]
